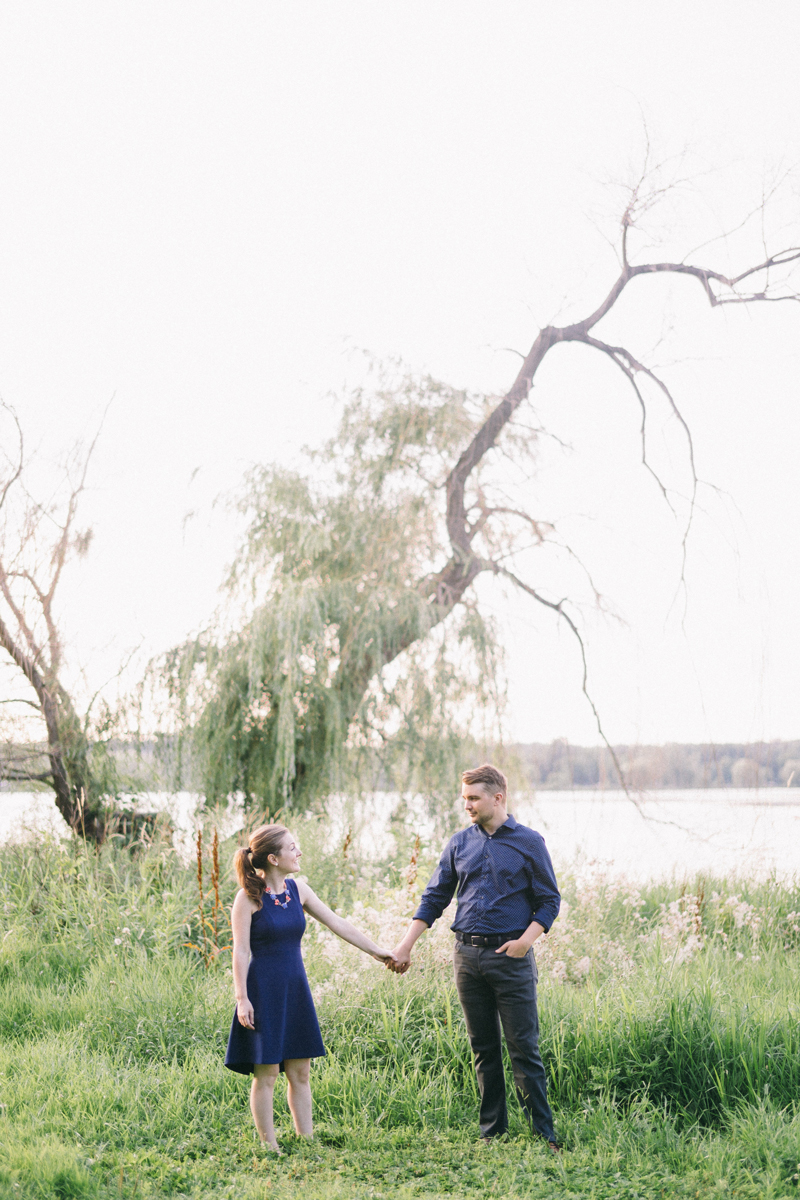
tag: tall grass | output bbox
[1,819,800,1197]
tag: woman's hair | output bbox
[233,823,291,908]
[461,763,508,798]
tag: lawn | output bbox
[1,815,800,1198]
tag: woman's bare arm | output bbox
[231,888,258,1028]
[297,880,390,961]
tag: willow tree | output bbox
[167,173,800,813]
[162,375,505,811]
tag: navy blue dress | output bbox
[225,877,326,1074]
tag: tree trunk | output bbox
[40,689,103,839]
[0,612,104,840]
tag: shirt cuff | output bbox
[412,906,436,927]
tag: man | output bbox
[389,763,560,1149]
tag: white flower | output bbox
[114,937,122,945]
[674,933,703,964]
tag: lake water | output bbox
[514,789,800,882]
[3,787,800,882]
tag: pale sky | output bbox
[0,2,798,748]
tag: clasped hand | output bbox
[384,947,411,974]
[382,938,530,974]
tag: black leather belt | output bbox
[454,931,522,948]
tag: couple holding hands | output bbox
[225,764,561,1153]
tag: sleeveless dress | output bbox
[224,877,326,1073]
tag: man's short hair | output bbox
[461,763,507,798]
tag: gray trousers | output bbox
[453,940,555,1142]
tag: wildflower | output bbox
[674,934,702,964]
[114,937,122,945]
[551,961,568,984]
[724,894,760,933]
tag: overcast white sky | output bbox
[0,2,798,748]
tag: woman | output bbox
[225,823,391,1151]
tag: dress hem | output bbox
[224,1049,327,1076]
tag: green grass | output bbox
[1,821,800,1197]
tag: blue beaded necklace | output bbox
[264,883,291,909]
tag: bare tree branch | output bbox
[435,215,799,631]
[0,770,54,782]
[489,563,640,803]
[0,402,23,513]
[626,251,800,306]
[0,568,42,662]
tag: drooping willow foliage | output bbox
[160,371,507,815]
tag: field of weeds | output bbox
[2,812,800,1198]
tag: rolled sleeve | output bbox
[413,840,457,927]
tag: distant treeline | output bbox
[4,736,800,798]
[512,740,800,790]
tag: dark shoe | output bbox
[547,1141,561,1154]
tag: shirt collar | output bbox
[473,813,518,837]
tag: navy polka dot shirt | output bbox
[414,814,561,936]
